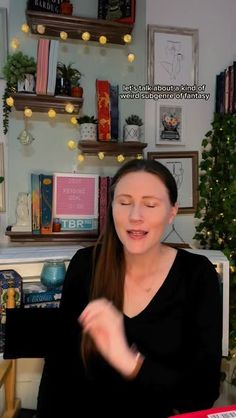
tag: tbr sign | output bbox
[27,0,63,14]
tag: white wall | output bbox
[145,0,236,245]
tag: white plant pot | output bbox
[79,123,97,141]
[17,74,35,93]
[123,124,140,142]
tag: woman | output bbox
[36,158,222,417]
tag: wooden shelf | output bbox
[78,140,147,156]
[12,93,83,114]
[5,231,97,243]
[26,10,133,45]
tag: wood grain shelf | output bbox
[78,140,147,156]
[26,10,133,45]
[5,231,97,243]
[12,93,83,114]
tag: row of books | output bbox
[31,172,111,235]
[36,38,59,96]
[215,61,236,114]
[23,282,62,309]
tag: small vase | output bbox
[79,123,97,141]
[71,86,83,98]
[60,2,73,15]
[123,124,140,142]
[40,260,66,289]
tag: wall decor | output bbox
[0,143,5,212]
[0,8,8,79]
[156,103,184,145]
[147,25,198,88]
[147,151,198,214]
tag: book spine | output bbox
[40,174,53,234]
[99,176,109,234]
[110,85,119,140]
[23,290,62,304]
[96,79,111,141]
[31,173,41,234]
[24,301,60,308]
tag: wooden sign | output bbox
[27,0,63,14]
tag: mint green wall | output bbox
[7,0,146,225]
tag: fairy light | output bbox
[11,38,20,50]
[60,31,68,40]
[70,116,78,125]
[82,31,91,41]
[98,152,105,160]
[6,97,14,107]
[123,34,132,43]
[77,154,85,162]
[24,108,33,118]
[48,109,56,118]
[116,154,125,163]
[65,103,74,113]
[37,25,45,34]
[21,23,30,34]
[67,140,77,150]
[136,154,143,160]
[127,53,135,63]
[99,35,107,45]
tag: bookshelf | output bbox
[26,10,133,45]
[12,93,83,114]
[78,140,147,156]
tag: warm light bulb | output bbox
[99,35,107,44]
[98,152,105,160]
[37,25,45,34]
[136,154,143,160]
[123,34,132,43]
[21,23,30,33]
[116,154,125,163]
[6,96,14,107]
[24,108,33,118]
[11,38,20,50]
[65,103,74,113]
[67,140,77,150]
[48,109,56,118]
[77,154,85,162]
[127,53,135,63]
[82,31,91,41]
[60,31,68,40]
[70,116,78,125]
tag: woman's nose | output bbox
[128,204,143,221]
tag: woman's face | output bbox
[112,171,177,256]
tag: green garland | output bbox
[194,112,236,354]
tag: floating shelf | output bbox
[5,231,97,243]
[12,93,83,114]
[78,140,147,156]
[26,10,133,45]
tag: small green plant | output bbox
[0,177,4,183]
[57,62,82,86]
[125,114,143,126]
[77,115,97,124]
[2,51,36,134]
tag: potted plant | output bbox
[124,114,143,142]
[2,51,36,134]
[77,115,98,141]
[55,62,82,97]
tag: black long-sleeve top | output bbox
[36,246,222,418]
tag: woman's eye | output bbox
[145,203,156,208]
[120,202,130,205]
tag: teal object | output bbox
[40,260,66,289]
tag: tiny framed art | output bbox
[156,103,184,145]
[147,24,198,87]
[0,8,8,79]
[147,151,198,214]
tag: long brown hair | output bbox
[81,158,178,364]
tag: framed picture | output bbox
[53,173,99,233]
[0,8,8,79]
[156,103,184,145]
[147,151,198,214]
[0,143,5,212]
[147,25,198,87]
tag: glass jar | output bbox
[40,260,66,289]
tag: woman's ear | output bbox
[168,203,178,224]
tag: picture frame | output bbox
[53,173,99,234]
[0,8,8,79]
[0,143,5,212]
[147,24,198,88]
[156,102,185,145]
[147,151,198,214]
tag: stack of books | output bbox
[23,282,62,308]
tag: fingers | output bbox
[79,298,115,332]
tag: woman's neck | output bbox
[124,243,168,278]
